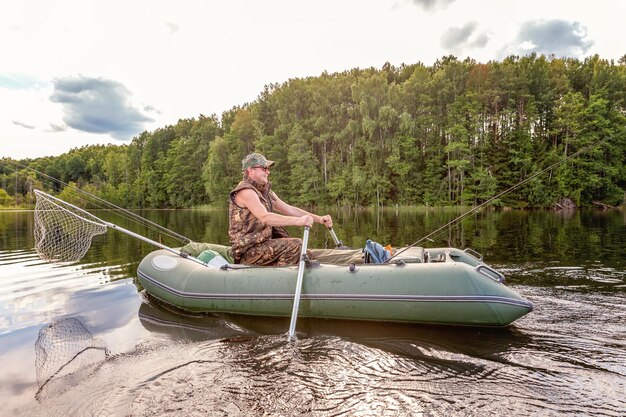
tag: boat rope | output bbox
[5,160,191,245]
[387,135,612,263]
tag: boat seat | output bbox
[393,246,424,263]
[309,248,364,265]
[180,242,234,263]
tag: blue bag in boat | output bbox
[363,239,391,264]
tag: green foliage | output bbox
[57,182,85,207]
[0,188,14,206]
[286,125,321,206]
[202,136,237,206]
[3,55,625,209]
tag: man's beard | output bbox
[244,175,270,193]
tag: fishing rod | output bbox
[5,159,191,245]
[387,136,611,263]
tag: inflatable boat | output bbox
[137,245,533,327]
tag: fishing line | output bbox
[5,160,190,244]
[387,136,611,262]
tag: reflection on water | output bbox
[35,317,109,400]
[15,290,626,416]
[0,208,624,416]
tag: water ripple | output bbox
[9,320,623,417]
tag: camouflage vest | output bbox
[228,179,289,263]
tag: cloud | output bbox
[501,19,593,58]
[143,104,160,114]
[441,22,477,49]
[47,124,67,133]
[12,120,35,129]
[166,22,179,35]
[411,0,456,11]
[50,76,155,140]
[471,32,489,49]
[441,22,490,54]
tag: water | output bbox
[1,208,624,416]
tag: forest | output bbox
[1,54,625,209]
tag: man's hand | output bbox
[319,215,333,228]
[297,215,314,228]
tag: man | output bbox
[228,153,333,266]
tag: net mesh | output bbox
[34,190,108,263]
[34,318,109,396]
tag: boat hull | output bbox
[137,247,532,327]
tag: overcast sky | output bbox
[1,0,624,159]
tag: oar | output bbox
[288,226,310,341]
[327,227,344,248]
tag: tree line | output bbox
[2,54,625,209]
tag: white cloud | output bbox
[519,41,537,51]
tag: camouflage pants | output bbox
[239,238,313,266]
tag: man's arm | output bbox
[234,189,313,227]
[273,195,333,228]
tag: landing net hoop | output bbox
[33,189,207,266]
[34,190,108,263]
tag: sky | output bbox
[1,0,624,160]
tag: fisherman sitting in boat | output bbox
[228,153,333,266]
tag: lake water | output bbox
[1,207,624,416]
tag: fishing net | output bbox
[34,190,108,263]
[34,318,109,397]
